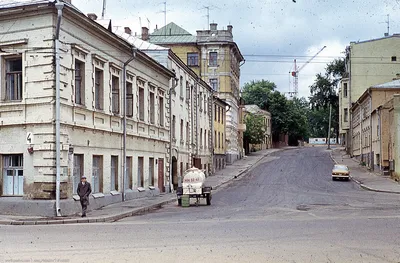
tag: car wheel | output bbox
[332,177,336,181]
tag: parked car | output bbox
[332,164,350,181]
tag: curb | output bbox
[0,148,287,226]
[330,150,400,195]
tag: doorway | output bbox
[172,156,178,190]
[2,155,24,196]
[158,158,164,192]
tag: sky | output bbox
[72,0,400,98]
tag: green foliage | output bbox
[244,113,266,145]
[241,80,276,109]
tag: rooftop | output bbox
[372,79,400,89]
[150,22,197,44]
[244,105,270,115]
[113,27,168,50]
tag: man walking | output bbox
[77,176,92,217]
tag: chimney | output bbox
[227,25,233,33]
[142,27,149,41]
[87,13,98,21]
[210,23,217,30]
[385,33,389,37]
[124,27,132,35]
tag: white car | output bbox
[332,164,350,181]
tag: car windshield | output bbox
[334,165,348,171]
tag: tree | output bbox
[241,80,276,110]
[244,113,266,145]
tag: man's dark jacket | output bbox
[77,182,92,204]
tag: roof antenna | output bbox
[101,0,106,19]
[380,14,390,37]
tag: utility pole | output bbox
[327,104,332,150]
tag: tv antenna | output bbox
[101,0,106,19]
[381,14,390,36]
[200,5,219,29]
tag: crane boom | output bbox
[290,45,327,97]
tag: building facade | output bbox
[0,1,174,215]
[213,96,228,171]
[243,105,272,154]
[149,22,246,164]
[342,35,400,154]
[351,80,400,171]
[113,27,214,190]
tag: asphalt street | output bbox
[2,147,400,263]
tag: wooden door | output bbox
[158,158,164,192]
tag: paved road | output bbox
[2,147,400,263]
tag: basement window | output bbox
[392,56,397,62]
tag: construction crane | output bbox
[289,46,327,98]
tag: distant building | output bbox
[243,105,272,154]
[149,22,246,164]
[341,35,400,154]
[351,79,400,171]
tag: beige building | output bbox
[112,27,214,190]
[341,35,400,153]
[351,80,400,171]
[149,22,246,164]
[243,105,272,153]
[0,1,175,216]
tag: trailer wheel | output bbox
[206,194,211,206]
[178,198,182,206]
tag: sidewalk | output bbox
[330,147,400,194]
[0,148,284,226]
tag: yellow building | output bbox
[149,22,246,164]
[341,35,400,153]
[213,96,228,171]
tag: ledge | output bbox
[92,193,105,199]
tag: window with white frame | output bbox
[111,76,120,114]
[180,76,184,98]
[150,91,155,124]
[3,56,23,101]
[95,69,104,110]
[159,96,164,126]
[187,53,199,66]
[139,86,145,121]
[209,52,218,67]
[74,60,85,105]
[210,78,218,91]
[126,82,133,117]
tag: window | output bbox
[75,60,85,105]
[200,129,203,148]
[222,133,224,149]
[187,53,199,66]
[150,92,155,124]
[222,109,224,124]
[138,157,144,187]
[215,130,217,148]
[209,52,218,67]
[180,77,184,97]
[343,83,348,98]
[204,94,207,113]
[111,156,118,191]
[214,105,217,121]
[180,119,184,141]
[392,56,397,62]
[204,129,207,149]
[172,115,176,139]
[112,76,120,114]
[139,87,145,121]
[210,78,218,91]
[218,107,220,123]
[186,83,191,101]
[4,57,22,101]
[159,97,164,126]
[180,162,183,178]
[218,132,220,148]
[200,92,203,111]
[344,108,348,122]
[186,122,190,143]
[126,82,133,117]
[126,156,133,189]
[73,154,84,194]
[2,155,23,196]
[149,158,155,186]
[92,155,103,193]
[94,69,104,110]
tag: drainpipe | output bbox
[377,107,382,172]
[367,89,373,171]
[122,48,137,202]
[55,1,64,217]
[169,76,178,192]
[210,93,215,174]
